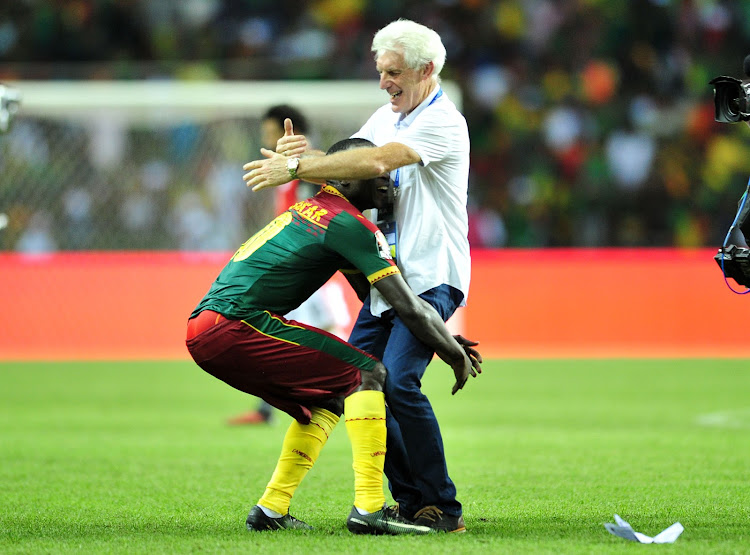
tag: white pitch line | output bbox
[695,409,750,429]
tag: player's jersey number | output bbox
[232,212,293,262]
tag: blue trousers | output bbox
[348,284,464,518]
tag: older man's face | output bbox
[376,50,430,115]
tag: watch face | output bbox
[287,157,299,178]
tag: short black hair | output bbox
[326,137,375,155]
[262,104,309,134]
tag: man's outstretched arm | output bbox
[243,142,420,192]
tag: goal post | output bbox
[0,80,462,252]
[13,79,462,122]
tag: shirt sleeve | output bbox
[325,210,400,284]
[393,106,465,167]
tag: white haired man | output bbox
[243,19,473,533]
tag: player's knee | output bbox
[359,362,386,392]
[315,396,344,416]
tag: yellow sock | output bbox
[258,407,339,515]
[344,390,387,513]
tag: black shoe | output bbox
[388,503,419,522]
[346,504,434,535]
[413,506,466,533]
[246,505,312,531]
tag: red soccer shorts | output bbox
[186,309,378,424]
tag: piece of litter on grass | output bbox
[604,514,684,544]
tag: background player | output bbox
[227,104,351,425]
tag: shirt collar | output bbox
[397,84,442,128]
[321,184,349,201]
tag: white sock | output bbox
[258,504,284,518]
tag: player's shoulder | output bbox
[331,206,379,233]
[313,187,376,230]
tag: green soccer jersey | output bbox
[191,186,399,320]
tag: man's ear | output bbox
[422,61,435,80]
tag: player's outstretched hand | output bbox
[449,335,482,395]
[243,149,296,192]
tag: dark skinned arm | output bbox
[373,273,482,394]
[343,271,372,303]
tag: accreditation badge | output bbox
[374,229,393,260]
[377,217,397,262]
[375,177,398,261]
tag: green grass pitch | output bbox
[2,358,749,554]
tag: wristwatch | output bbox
[286,157,300,180]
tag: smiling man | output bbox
[243,19,473,533]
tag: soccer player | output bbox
[261,104,313,217]
[243,19,472,532]
[186,138,481,535]
[227,104,351,426]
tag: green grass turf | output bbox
[1,359,749,554]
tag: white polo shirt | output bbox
[353,85,471,317]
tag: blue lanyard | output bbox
[394,88,443,189]
[428,87,444,106]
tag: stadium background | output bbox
[1,0,750,359]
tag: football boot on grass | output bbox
[246,505,311,531]
[346,504,433,535]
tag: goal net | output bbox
[0,80,461,252]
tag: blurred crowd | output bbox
[3,0,750,250]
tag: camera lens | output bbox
[715,83,742,122]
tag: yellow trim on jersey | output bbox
[264,310,305,329]
[241,316,301,346]
[321,185,348,200]
[367,266,401,284]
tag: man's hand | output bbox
[454,335,482,374]
[243,149,296,192]
[449,335,482,395]
[276,118,309,157]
